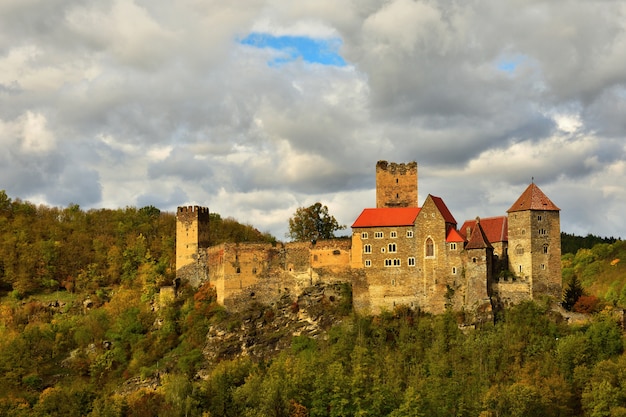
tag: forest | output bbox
[0,190,626,417]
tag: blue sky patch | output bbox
[496,54,527,73]
[240,33,346,67]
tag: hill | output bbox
[1,192,626,416]
[562,239,626,309]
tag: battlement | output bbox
[376,160,418,174]
[177,205,210,223]
[177,205,209,214]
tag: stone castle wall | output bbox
[175,160,562,318]
[206,240,354,310]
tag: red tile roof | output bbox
[465,220,493,250]
[507,183,560,212]
[430,195,457,224]
[460,216,508,243]
[351,207,421,228]
[446,226,465,243]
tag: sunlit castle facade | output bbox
[176,160,561,318]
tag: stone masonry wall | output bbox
[376,161,418,208]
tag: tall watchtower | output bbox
[176,206,210,280]
[507,183,561,299]
[375,161,418,208]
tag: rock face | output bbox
[202,283,350,363]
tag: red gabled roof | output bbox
[446,226,465,243]
[507,183,560,213]
[430,195,457,224]
[460,216,508,243]
[465,220,493,250]
[352,207,421,228]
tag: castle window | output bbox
[543,244,548,254]
[385,259,393,267]
[452,267,457,274]
[516,245,524,255]
[406,230,414,238]
[393,258,401,266]
[472,258,477,263]
[538,228,547,236]
[252,268,257,274]
[362,232,368,239]
[396,193,399,198]
[408,257,416,266]
[390,231,397,238]
[375,232,384,239]
[388,243,397,253]
[364,244,372,254]
[541,264,546,270]
[381,247,386,253]
[236,267,241,274]
[396,178,399,183]
[391,279,396,286]
[519,265,523,273]
[521,229,526,235]
[425,238,435,257]
[313,255,318,261]
[365,259,371,267]
[537,215,543,221]
[450,243,457,250]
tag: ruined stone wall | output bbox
[493,281,532,307]
[208,240,354,311]
[210,243,282,306]
[376,161,418,208]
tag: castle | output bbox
[176,161,562,318]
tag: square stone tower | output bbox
[507,183,561,299]
[376,161,418,208]
[176,206,210,284]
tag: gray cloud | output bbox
[1,0,625,239]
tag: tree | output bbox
[562,274,584,311]
[287,203,346,242]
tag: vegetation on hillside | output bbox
[0,191,625,416]
[561,232,618,255]
[0,191,273,298]
[562,239,626,310]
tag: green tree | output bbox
[287,202,345,242]
[563,274,584,311]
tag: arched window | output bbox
[425,237,434,257]
[516,245,524,255]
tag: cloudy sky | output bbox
[2,0,626,240]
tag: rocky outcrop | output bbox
[202,283,351,364]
